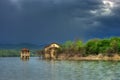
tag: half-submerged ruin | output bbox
[43,43,60,59]
[20,48,30,59]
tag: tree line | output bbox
[1,37,120,57]
[58,37,120,57]
[0,49,19,57]
[0,49,37,57]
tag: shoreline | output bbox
[56,54,120,61]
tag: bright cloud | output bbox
[90,0,115,16]
[103,0,114,8]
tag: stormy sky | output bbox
[0,0,120,44]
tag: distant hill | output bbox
[0,43,47,50]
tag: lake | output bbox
[0,57,120,80]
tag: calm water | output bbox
[0,57,120,80]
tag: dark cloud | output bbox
[0,0,120,44]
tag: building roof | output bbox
[44,43,60,49]
[21,48,29,51]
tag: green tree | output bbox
[85,39,100,55]
[97,39,110,53]
[110,37,120,53]
[63,40,73,49]
[74,40,83,51]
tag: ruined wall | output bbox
[43,44,60,59]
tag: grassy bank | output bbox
[57,54,120,61]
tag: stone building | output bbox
[20,48,30,59]
[44,43,60,59]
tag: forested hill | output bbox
[0,43,46,57]
[0,43,45,50]
[0,43,47,57]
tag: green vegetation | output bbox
[58,40,85,56]
[59,37,120,56]
[0,49,20,57]
[1,37,120,57]
[0,49,37,57]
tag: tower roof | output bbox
[21,48,29,51]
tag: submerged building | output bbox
[43,43,60,59]
[20,48,30,59]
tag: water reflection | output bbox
[0,57,120,80]
[21,58,29,62]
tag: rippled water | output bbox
[0,57,120,80]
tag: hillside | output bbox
[0,43,46,50]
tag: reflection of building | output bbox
[44,43,60,59]
[20,48,30,59]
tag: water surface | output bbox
[0,57,120,80]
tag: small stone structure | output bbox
[44,43,60,59]
[20,48,30,59]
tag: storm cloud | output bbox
[0,0,120,44]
